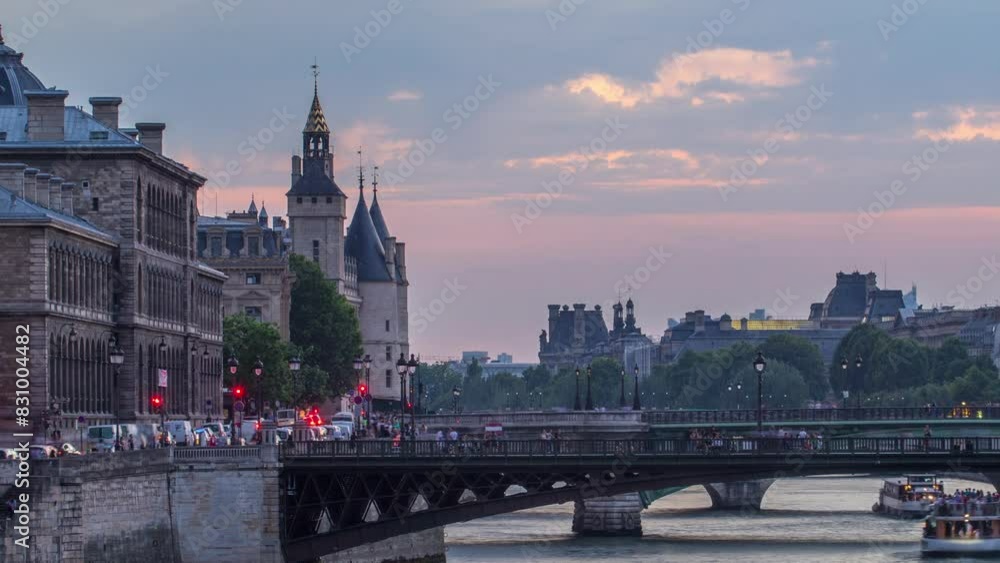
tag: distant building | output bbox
[889,306,1000,366]
[748,309,767,321]
[461,351,489,364]
[197,197,293,340]
[495,352,513,364]
[538,300,656,377]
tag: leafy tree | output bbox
[522,364,553,392]
[223,314,293,409]
[759,334,828,400]
[288,254,362,397]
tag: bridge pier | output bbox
[572,492,643,536]
[703,479,775,511]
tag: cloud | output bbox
[387,89,423,102]
[504,148,701,172]
[564,48,820,108]
[914,106,1000,142]
[336,121,415,171]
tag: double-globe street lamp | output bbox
[840,354,864,409]
[452,386,462,414]
[395,353,419,440]
[753,351,767,433]
[633,364,641,411]
[226,356,265,442]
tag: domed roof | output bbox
[0,28,47,106]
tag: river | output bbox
[443,476,993,562]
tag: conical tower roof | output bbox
[345,179,391,282]
[369,167,391,243]
[303,84,330,134]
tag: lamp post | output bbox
[108,337,125,448]
[253,358,264,442]
[573,367,581,411]
[407,354,418,439]
[363,354,372,428]
[632,364,641,411]
[753,351,767,433]
[854,354,863,409]
[288,356,301,415]
[452,386,462,414]
[353,356,363,424]
[585,365,594,411]
[396,353,408,442]
[227,357,240,441]
[619,368,626,410]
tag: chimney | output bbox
[35,173,51,207]
[23,168,38,204]
[120,128,139,141]
[573,303,586,347]
[61,182,76,216]
[395,241,406,281]
[384,236,397,275]
[740,317,749,330]
[547,305,560,342]
[291,155,302,187]
[135,122,166,154]
[694,310,706,333]
[48,176,64,212]
[0,163,27,199]
[25,90,69,142]
[89,97,123,130]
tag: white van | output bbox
[86,424,139,452]
[164,421,193,446]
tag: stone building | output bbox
[0,33,225,445]
[538,300,656,376]
[284,75,409,405]
[197,197,293,340]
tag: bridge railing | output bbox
[282,436,1000,460]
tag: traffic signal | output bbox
[151,394,163,412]
[233,385,245,400]
[358,383,368,398]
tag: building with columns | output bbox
[197,197,293,340]
[0,31,225,445]
[285,76,410,405]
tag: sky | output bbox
[7,1,1000,361]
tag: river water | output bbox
[443,477,994,563]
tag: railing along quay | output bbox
[282,436,1000,460]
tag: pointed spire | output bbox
[369,162,392,243]
[248,193,258,214]
[0,24,5,46]
[372,165,379,198]
[357,148,365,195]
[303,61,330,134]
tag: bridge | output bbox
[279,436,1000,561]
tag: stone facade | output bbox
[284,77,410,404]
[197,203,293,340]
[0,38,225,446]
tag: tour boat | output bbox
[922,500,1000,554]
[873,475,942,518]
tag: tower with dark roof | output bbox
[285,66,347,284]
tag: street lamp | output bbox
[633,364,641,411]
[619,368,626,410]
[574,367,582,411]
[854,354,864,408]
[585,365,594,411]
[253,358,264,440]
[753,351,767,433]
[108,337,125,448]
[227,356,240,441]
[396,353,408,442]
[452,386,462,414]
[363,354,372,427]
[407,354,418,438]
[288,356,301,414]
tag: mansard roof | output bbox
[345,188,391,282]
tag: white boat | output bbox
[873,475,942,518]
[922,499,1000,554]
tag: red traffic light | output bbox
[151,395,163,409]
[358,384,368,398]
[233,385,244,399]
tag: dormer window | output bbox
[89,131,109,141]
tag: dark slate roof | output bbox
[0,105,139,146]
[287,160,345,196]
[369,191,391,243]
[865,290,905,319]
[345,188,391,282]
[548,308,610,352]
[823,272,876,318]
[0,183,114,242]
[0,38,46,106]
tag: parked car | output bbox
[193,427,215,446]
[199,422,230,445]
[164,421,194,446]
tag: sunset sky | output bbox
[9,1,1000,360]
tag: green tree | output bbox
[759,334,828,400]
[288,254,362,397]
[522,364,553,392]
[223,314,293,409]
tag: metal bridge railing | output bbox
[282,436,1000,460]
